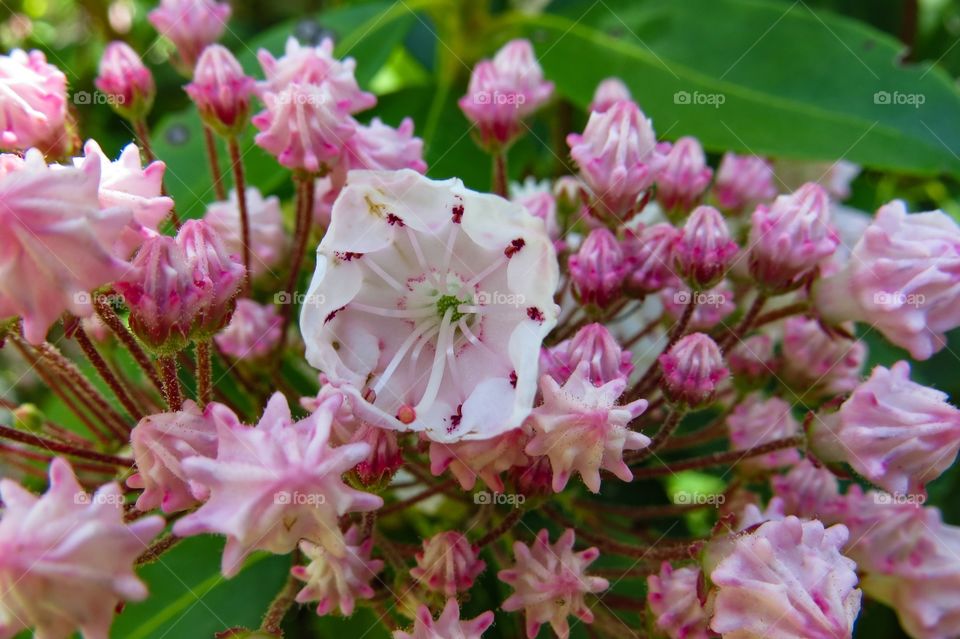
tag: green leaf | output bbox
[519,0,960,176]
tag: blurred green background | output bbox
[5,0,960,637]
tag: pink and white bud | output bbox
[116,235,201,353]
[176,219,246,339]
[96,41,155,121]
[127,399,234,512]
[814,200,960,360]
[499,529,609,639]
[728,333,775,382]
[567,100,668,219]
[429,427,529,492]
[708,516,861,639]
[659,333,728,408]
[811,361,960,496]
[0,49,70,158]
[204,187,287,279]
[620,222,680,295]
[253,83,357,173]
[660,279,735,331]
[713,152,777,212]
[569,227,626,308]
[589,77,632,113]
[526,361,648,493]
[673,205,738,289]
[173,392,383,577]
[458,39,554,149]
[540,322,633,387]
[344,116,427,173]
[148,0,231,75]
[781,317,865,398]
[656,136,713,215]
[771,458,841,520]
[394,599,494,639]
[0,149,131,343]
[214,299,283,360]
[293,525,383,617]
[749,182,839,291]
[410,531,485,597]
[646,563,711,639]
[257,37,376,114]
[0,458,164,639]
[726,393,801,474]
[186,44,255,137]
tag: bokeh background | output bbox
[4,0,960,637]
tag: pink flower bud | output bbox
[185,44,255,137]
[116,235,201,353]
[708,517,861,639]
[589,77,631,113]
[726,393,801,473]
[410,531,485,597]
[429,427,529,492]
[713,152,777,212]
[127,399,234,512]
[351,423,402,487]
[656,136,713,215]
[395,599,494,639]
[567,100,667,220]
[500,529,608,639]
[214,299,282,360]
[96,41,155,121]
[541,323,633,386]
[659,333,728,407]
[0,459,165,639]
[148,0,231,75]
[646,563,711,639]
[728,332,775,382]
[512,177,560,242]
[569,227,626,308]
[673,205,738,289]
[176,219,245,338]
[526,362,648,493]
[293,525,383,617]
[811,361,960,496]
[344,116,426,172]
[781,317,865,398]
[458,39,554,149]
[253,82,356,173]
[771,458,841,520]
[0,49,71,158]
[620,222,680,295]
[749,182,839,291]
[814,200,960,360]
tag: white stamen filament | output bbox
[415,308,454,414]
[464,256,507,289]
[363,258,405,292]
[373,319,436,395]
[351,303,436,319]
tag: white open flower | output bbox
[300,169,559,442]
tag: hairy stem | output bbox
[136,533,183,566]
[475,506,524,548]
[630,435,805,476]
[196,339,212,408]
[159,355,184,410]
[73,322,145,422]
[94,295,165,394]
[492,150,508,197]
[260,558,302,634]
[275,175,316,361]
[203,125,227,200]
[629,408,685,466]
[228,137,252,294]
[0,424,134,466]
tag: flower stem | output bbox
[492,151,508,197]
[259,561,301,635]
[379,480,451,515]
[275,175,315,362]
[475,506,524,548]
[94,294,165,395]
[0,424,134,466]
[73,321,145,422]
[751,301,810,329]
[227,137,252,294]
[628,298,697,401]
[136,533,183,566]
[203,125,227,200]
[630,435,804,476]
[629,408,685,465]
[718,292,767,351]
[159,355,184,410]
[133,118,156,162]
[196,340,212,408]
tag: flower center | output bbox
[435,293,467,322]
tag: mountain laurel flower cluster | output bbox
[2,12,960,639]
